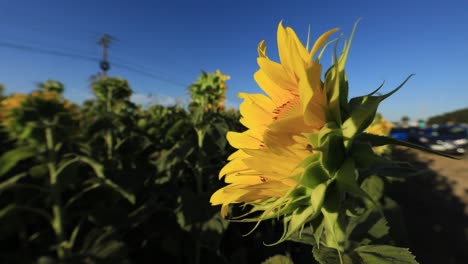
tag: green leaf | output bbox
[0,173,27,191]
[79,227,128,261]
[36,256,57,264]
[368,218,389,239]
[335,159,377,209]
[0,146,36,177]
[261,254,294,264]
[0,204,52,222]
[55,157,80,186]
[65,183,101,208]
[288,215,324,246]
[76,156,135,204]
[321,184,345,251]
[355,245,419,264]
[356,133,458,159]
[361,175,384,205]
[166,119,186,140]
[99,178,135,205]
[0,204,16,219]
[288,225,318,246]
[28,164,48,178]
[313,245,352,264]
[73,155,104,177]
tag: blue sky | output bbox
[0,0,467,122]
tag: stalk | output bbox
[194,126,205,264]
[105,86,113,160]
[45,126,69,259]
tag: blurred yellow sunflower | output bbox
[210,22,338,217]
[366,114,393,155]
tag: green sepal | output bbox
[301,161,329,189]
[268,205,318,246]
[349,142,390,169]
[323,19,361,126]
[295,151,321,171]
[324,42,343,125]
[287,217,322,246]
[307,133,320,149]
[335,159,379,210]
[342,75,414,148]
[320,131,346,174]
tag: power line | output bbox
[0,40,188,88]
[111,63,187,87]
[0,40,98,62]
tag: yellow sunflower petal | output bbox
[254,69,291,105]
[257,57,297,92]
[226,130,264,149]
[238,93,275,128]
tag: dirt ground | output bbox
[389,147,468,264]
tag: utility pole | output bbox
[98,34,114,77]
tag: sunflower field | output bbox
[0,21,455,264]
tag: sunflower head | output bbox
[211,20,411,245]
[211,21,341,234]
[1,90,79,145]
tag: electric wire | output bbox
[0,40,188,88]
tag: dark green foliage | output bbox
[0,75,288,264]
[0,73,420,264]
[426,107,468,124]
[37,80,65,94]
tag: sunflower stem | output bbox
[105,85,113,160]
[45,126,69,260]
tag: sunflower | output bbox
[366,114,394,155]
[210,22,339,227]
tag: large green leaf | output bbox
[0,146,36,177]
[355,245,419,264]
[356,133,458,159]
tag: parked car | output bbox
[418,125,468,155]
[390,126,423,143]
